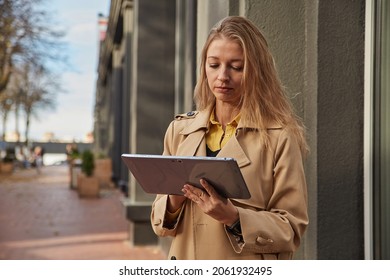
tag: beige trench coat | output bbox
[151,108,308,260]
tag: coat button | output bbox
[256,236,274,245]
[187,111,195,116]
[153,219,162,226]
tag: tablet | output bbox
[121,154,251,199]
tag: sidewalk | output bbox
[0,164,166,260]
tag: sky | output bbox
[9,0,110,142]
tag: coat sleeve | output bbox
[151,194,185,237]
[230,129,309,254]
[150,120,185,237]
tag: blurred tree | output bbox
[0,68,23,142]
[0,89,14,141]
[0,0,67,141]
[15,63,60,145]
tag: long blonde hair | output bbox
[194,16,308,154]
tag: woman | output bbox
[151,16,309,260]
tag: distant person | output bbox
[66,143,79,163]
[66,144,73,164]
[33,146,43,174]
[65,143,79,187]
[151,16,309,260]
[20,148,30,169]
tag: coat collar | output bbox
[177,107,252,167]
[179,107,283,135]
[179,110,210,136]
[176,107,283,167]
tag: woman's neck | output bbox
[214,102,241,129]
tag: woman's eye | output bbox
[231,65,243,71]
[208,64,219,68]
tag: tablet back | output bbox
[121,154,251,199]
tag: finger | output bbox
[182,184,203,202]
[183,184,203,197]
[199,178,218,197]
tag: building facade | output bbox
[94,0,390,259]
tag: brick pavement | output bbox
[0,164,166,260]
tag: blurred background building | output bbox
[93,0,390,260]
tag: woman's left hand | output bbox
[182,179,239,226]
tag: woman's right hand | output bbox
[167,194,187,213]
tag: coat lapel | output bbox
[217,131,251,168]
[177,130,207,157]
[176,110,210,157]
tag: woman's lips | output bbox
[214,86,232,93]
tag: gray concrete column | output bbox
[111,47,123,187]
[245,0,309,258]
[130,0,176,201]
[126,0,176,246]
[119,0,133,187]
[175,0,197,114]
[316,0,365,259]
[244,0,365,259]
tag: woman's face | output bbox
[205,37,244,107]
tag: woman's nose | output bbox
[217,68,229,82]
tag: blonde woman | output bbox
[151,16,309,260]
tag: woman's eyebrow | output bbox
[207,56,243,62]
